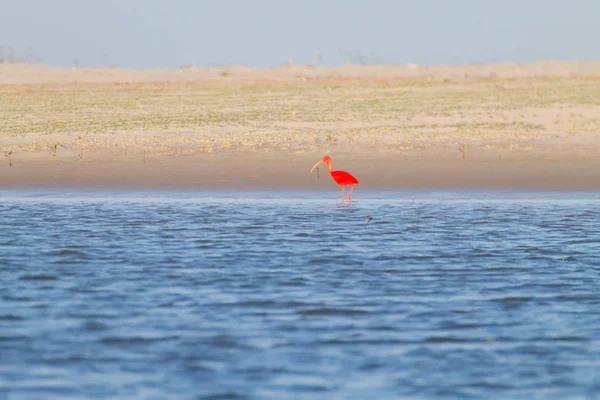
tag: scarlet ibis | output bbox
[310,155,359,203]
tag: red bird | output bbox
[310,155,359,203]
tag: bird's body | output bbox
[331,170,359,186]
[310,155,359,202]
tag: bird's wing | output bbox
[331,170,359,185]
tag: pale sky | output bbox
[1,0,599,68]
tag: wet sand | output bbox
[2,151,599,191]
[1,61,600,190]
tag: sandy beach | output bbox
[1,61,600,190]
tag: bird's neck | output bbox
[325,160,333,174]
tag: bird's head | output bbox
[310,155,331,174]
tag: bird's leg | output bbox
[347,185,354,203]
[341,186,345,203]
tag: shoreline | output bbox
[1,61,599,191]
[2,151,599,191]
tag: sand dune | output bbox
[2,60,600,85]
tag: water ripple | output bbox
[1,190,599,399]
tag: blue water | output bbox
[1,190,600,399]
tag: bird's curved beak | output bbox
[310,160,323,174]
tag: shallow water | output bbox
[1,190,600,399]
